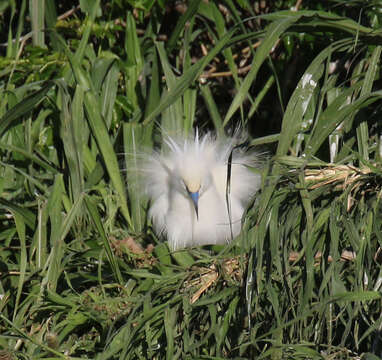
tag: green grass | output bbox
[1,1,382,358]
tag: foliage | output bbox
[0,0,382,358]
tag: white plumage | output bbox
[142,129,261,250]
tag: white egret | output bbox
[142,129,261,250]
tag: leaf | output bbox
[0,199,36,229]
[143,27,237,125]
[167,0,202,52]
[85,196,123,284]
[224,16,299,126]
[11,211,27,323]
[0,82,54,137]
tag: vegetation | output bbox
[1,0,382,358]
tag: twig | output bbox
[200,64,253,79]
[57,5,80,21]
[293,0,303,11]
[289,250,357,263]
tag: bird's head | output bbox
[170,135,215,221]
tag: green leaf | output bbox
[11,211,27,323]
[85,196,123,284]
[0,199,36,229]
[143,27,237,125]
[0,82,54,137]
[224,16,299,126]
[167,0,202,52]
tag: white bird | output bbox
[142,129,261,250]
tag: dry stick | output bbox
[294,0,303,11]
[199,34,283,79]
[200,64,253,78]
[189,246,364,303]
[199,41,262,79]
[57,5,81,21]
[289,250,358,264]
[198,0,304,80]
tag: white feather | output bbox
[141,129,261,250]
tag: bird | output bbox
[141,129,261,250]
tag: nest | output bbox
[304,164,381,211]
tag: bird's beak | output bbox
[189,191,199,220]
